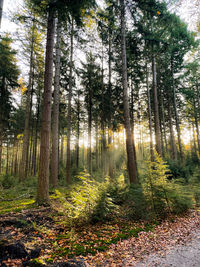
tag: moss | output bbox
[0,199,35,214]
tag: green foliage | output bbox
[55,172,117,224]
[167,157,196,182]
[0,35,19,135]
[91,180,117,223]
[166,183,193,214]
[57,163,67,186]
[122,185,148,220]
[30,0,96,26]
[0,174,17,189]
[143,153,193,217]
[107,176,147,220]
[193,186,200,207]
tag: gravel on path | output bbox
[135,230,200,267]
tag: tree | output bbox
[0,0,4,28]
[32,0,96,204]
[50,18,61,188]
[0,36,19,174]
[80,53,102,174]
[19,15,36,180]
[66,18,74,184]
[120,0,137,184]
[36,4,56,205]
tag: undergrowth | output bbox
[1,153,200,220]
[1,158,200,263]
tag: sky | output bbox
[0,0,197,145]
[1,0,198,77]
[1,0,198,33]
[1,0,198,76]
[1,0,23,33]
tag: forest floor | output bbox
[1,198,200,266]
[86,210,200,266]
[134,229,200,267]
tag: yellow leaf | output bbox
[18,77,27,94]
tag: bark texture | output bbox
[152,51,162,156]
[36,8,55,205]
[76,90,80,169]
[66,19,74,184]
[19,20,35,180]
[108,28,113,178]
[120,0,137,184]
[50,19,61,188]
[171,61,184,161]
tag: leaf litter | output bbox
[0,208,200,266]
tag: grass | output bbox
[0,181,37,214]
[0,183,159,261]
[0,173,199,264]
[0,176,62,214]
[0,198,36,214]
[0,188,159,262]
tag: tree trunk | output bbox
[88,89,92,174]
[0,0,4,28]
[100,43,106,175]
[108,27,113,178]
[171,60,184,161]
[11,144,15,176]
[60,134,64,164]
[6,140,9,174]
[50,19,61,188]
[192,121,198,157]
[120,0,137,184]
[36,8,55,205]
[33,91,41,176]
[130,80,138,172]
[146,62,154,161]
[0,139,2,174]
[158,87,165,157]
[160,89,168,156]
[29,123,34,174]
[32,72,42,176]
[76,90,80,169]
[32,122,37,175]
[168,98,177,160]
[14,141,19,176]
[19,20,35,181]
[95,120,99,170]
[152,49,162,156]
[66,19,74,184]
[193,97,200,155]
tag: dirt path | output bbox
[85,210,200,266]
[135,230,200,267]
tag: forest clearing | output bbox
[1,0,200,266]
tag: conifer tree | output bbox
[120,0,138,184]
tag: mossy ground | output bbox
[0,186,158,265]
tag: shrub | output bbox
[105,174,148,220]
[121,184,148,220]
[0,174,16,189]
[143,153,193,217]
[22,176,37,188]
[55,173,117,225]
[91,187,117,223]
[167,154,200,183]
